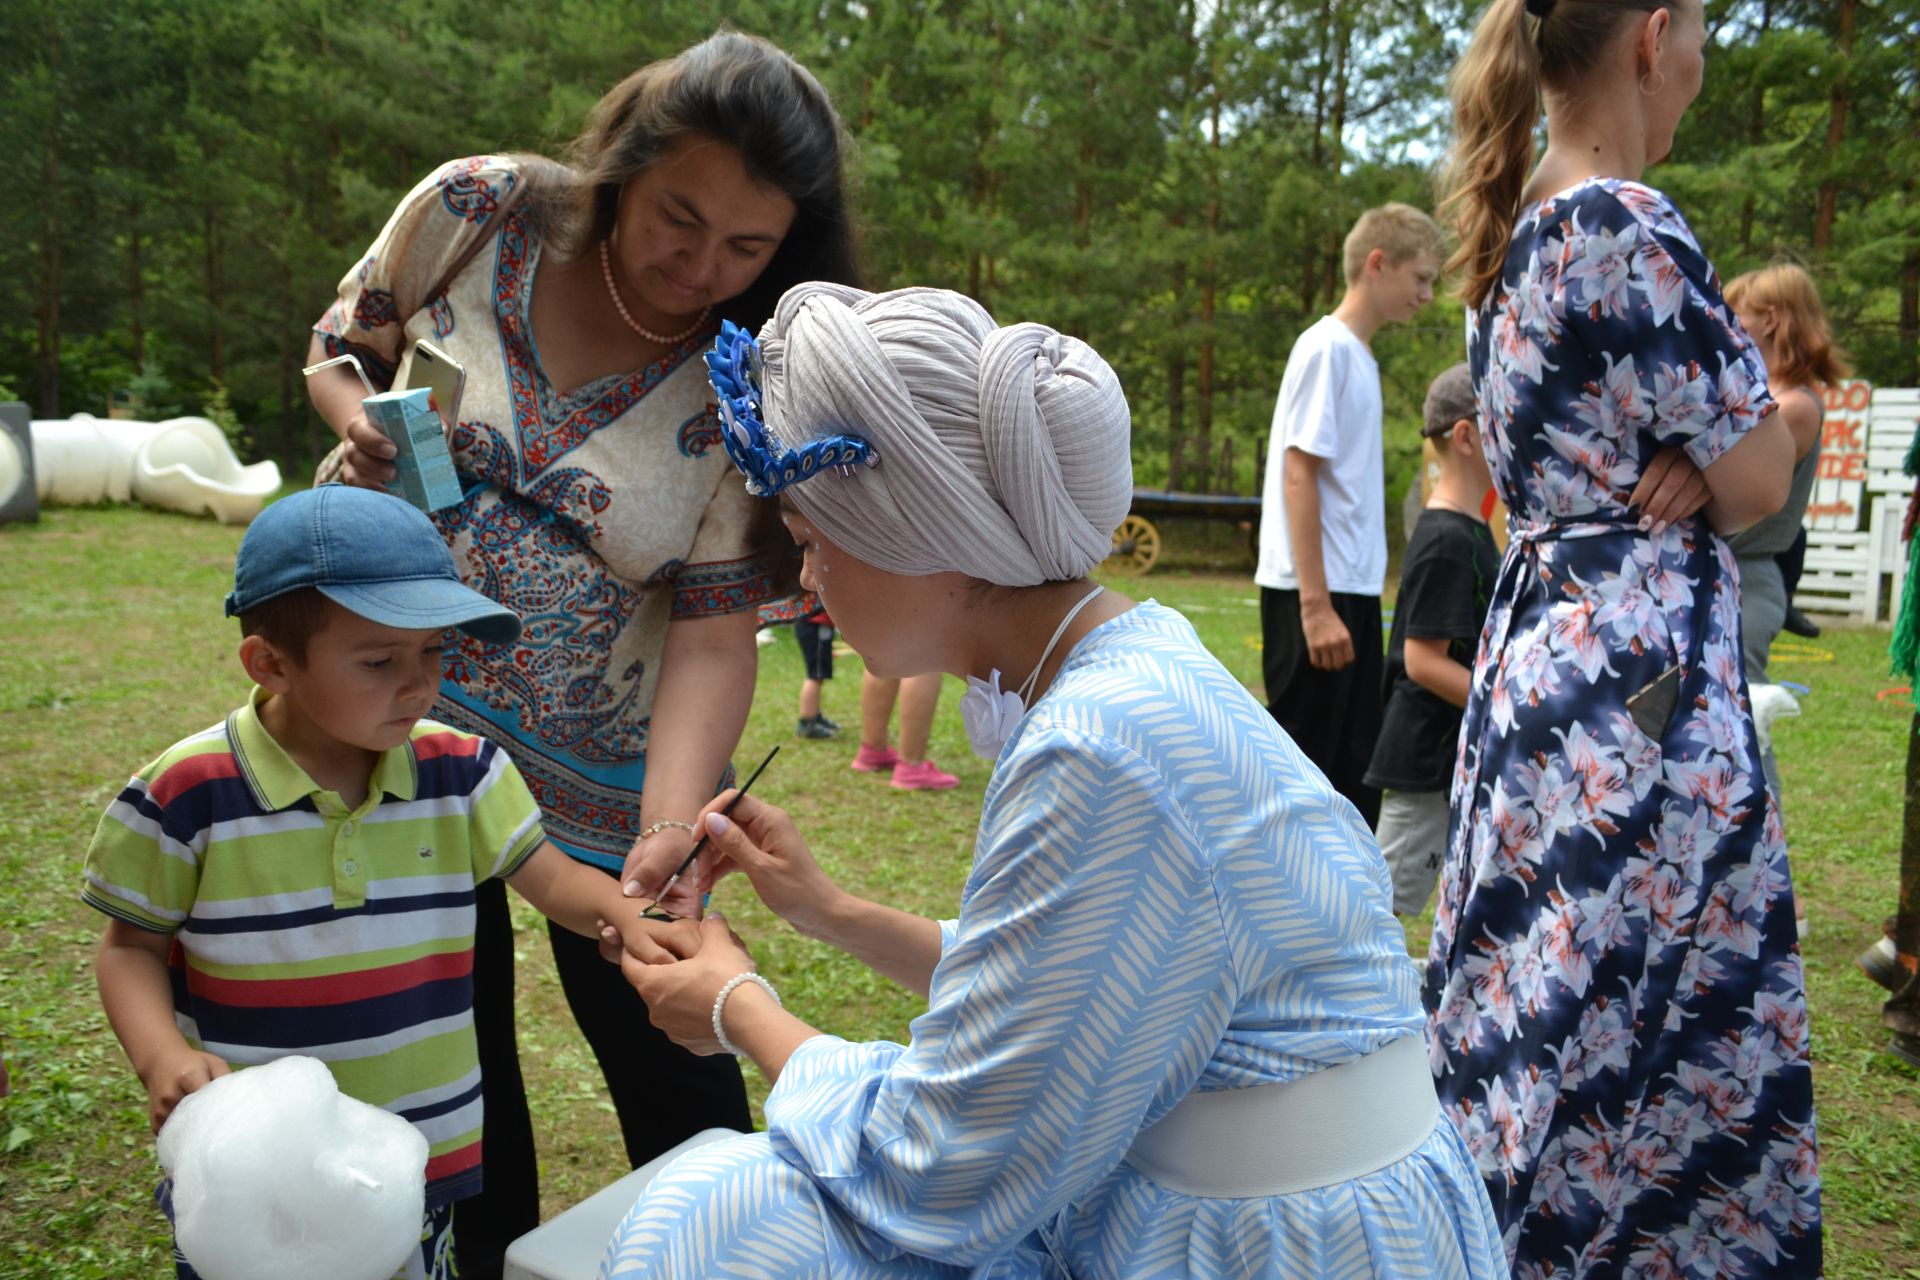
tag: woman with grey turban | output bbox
[604,285,1504,1279]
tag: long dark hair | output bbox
[532,30,862,329]
[1439,0,1673,309]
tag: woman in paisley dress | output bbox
[302,33,859,1279]
[1427,2,1820,1276]
[595,284,1505,1279]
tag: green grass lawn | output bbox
[2,503,1917,1277]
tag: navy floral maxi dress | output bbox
[1424,179,1822,1279]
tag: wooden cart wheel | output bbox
[1104,514,1161,575]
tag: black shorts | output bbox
[1259,587,1383,828]
[793,619,834,681]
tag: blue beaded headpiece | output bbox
[705,320,880,497]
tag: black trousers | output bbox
[452,876,753,1280]
[1260,587,1384,828]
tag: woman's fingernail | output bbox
[1637,516,1652,531]
[1653,521,1667,536]
[705,812,731,837]
[622,880,642,897]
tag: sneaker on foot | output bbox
[850,743,901,773]
[1859,935,1916,993]
[891,759,960,791]
[1782,605,1822,638]
[814,713,842,735]
[796,716,837,740]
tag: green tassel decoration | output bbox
[1892,423,1920,680]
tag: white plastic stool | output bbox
[502,1128,740,1280]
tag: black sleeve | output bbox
[1396,520,1484,643]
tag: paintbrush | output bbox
[642,744,780,917]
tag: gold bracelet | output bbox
[640,818,695,840]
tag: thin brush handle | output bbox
[648,744,781,909]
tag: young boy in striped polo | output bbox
[84,485,694,1280]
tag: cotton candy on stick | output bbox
[156,1055,429,1280]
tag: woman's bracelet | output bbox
[640,818,696,840]
[711,971,781,1057]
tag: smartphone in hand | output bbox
[404,340,466,433]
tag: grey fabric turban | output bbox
[758,283,1133,586]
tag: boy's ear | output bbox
[1365,247,1387,278]
[1451,418,1476,451]
[239,633,296,693]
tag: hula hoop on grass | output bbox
[1769,640,1835,665]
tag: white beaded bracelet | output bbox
[711,971,782,1057]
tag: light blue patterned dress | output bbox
[602,602,1505,1279]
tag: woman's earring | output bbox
[1640,70,1666,96]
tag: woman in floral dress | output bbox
[1427,1,1820,1276]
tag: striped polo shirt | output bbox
[82,688,545,1207]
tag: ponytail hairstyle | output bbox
[1724,263,1854,391]
[1439,0,1672,310]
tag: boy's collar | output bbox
[229,687,419,812]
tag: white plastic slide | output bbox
[31,414,281,524]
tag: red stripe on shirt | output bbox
[147,750,244,807]
[183,948,474,1007]
[425,1140,482,1183]
[413,731,483,763]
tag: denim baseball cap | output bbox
[224,486,521,645]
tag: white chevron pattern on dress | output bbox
[601,603,1506,1279]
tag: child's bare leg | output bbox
[896,673,942,765]
[861,671,900,751]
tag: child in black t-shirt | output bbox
[1364,364,1498,917]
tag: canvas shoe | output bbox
[796,716,838,740]
[891,759,960,791]
[849,743,901,773]
[1782,604,1822,638]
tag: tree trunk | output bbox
[1901,234,1920,387]
[128,197,145,369]
[1196,65,1221,494]
[1167,350,1187,490]
[1303,1,1334,312]
[33,21,63,417]
[1324,2,1353,306]
[206,206,226,383]
[1075,74,1095,249]
[1738,0,1773,255]
[280,230,299,461]
[1813,0,1856,256]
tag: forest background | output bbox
[2,0,1917,509]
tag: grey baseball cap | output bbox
[1421,363,1477,439]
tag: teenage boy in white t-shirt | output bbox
[1256,203,1443,828]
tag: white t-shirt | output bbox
[1254,315,1386,596]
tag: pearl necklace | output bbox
[599,239,710,345]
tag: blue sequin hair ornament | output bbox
[705,319,879,497]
